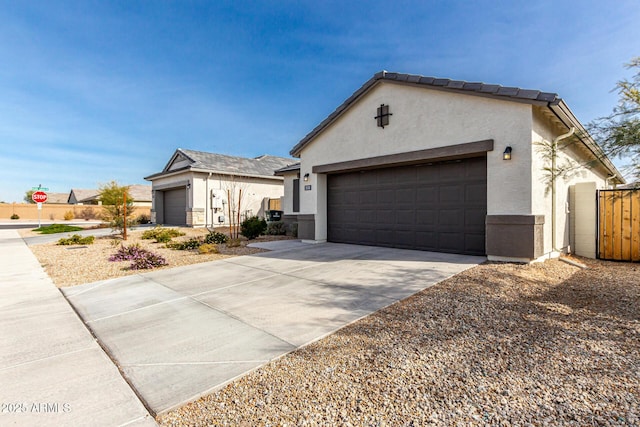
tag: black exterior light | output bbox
[303,173,310,182]
[374,104,392,128]
[503,146,512,160]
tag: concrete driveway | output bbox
[62,242,484,415]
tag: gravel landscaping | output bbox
[158,257,639,426]
[26,227,291,287]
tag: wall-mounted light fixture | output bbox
[303,173,310,182]
[374,104,392,128]
[186,181,191,189]
[503,146,512,160]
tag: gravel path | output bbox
[159,258,639,426]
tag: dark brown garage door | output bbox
[163,188,186,225]
[327,156,486,255]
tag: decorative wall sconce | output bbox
[303,173,310,182]
[374,104,392,128]
[503,146,512,160]
[186,181,191,189]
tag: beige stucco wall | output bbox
[298,81,534,241]
[149,171,284,226]
[280,172,298,214]
[531,107,608,256]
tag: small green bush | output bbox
[240,216,267,240]
[266,221,286,236]
[10,213,19,220]
[141,227,184,243]
[198,243,219,254]
[57,234,95,245]
[136,214,151,224]
[204,231,229,244]
[167,238,202,250]
[290,223,298,238]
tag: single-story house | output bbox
[68,185,152,206]
[276,71,624,263]
[144,148,296,226]
[46,192,72,204]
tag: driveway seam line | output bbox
[0,345,96,372]
[123,360,270,367]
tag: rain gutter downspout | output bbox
[552,127,575,253]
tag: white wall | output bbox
[150,172,285,226]
[193,173,285,227]
[298,81,534,239]
[280,172,297,214]
[531,107,608,255]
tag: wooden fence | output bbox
[268,198,282,210]
[598,189,640,261]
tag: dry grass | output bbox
[159,257,639,426]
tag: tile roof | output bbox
[274,162,301,175]
[127,184,152,202]
[145,149,297,180]
[69,189,100,203]
[290,71,561,156]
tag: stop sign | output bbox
[32,191,48,203]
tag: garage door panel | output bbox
[417,186,438,203]
[465,234,486,254]
[163,188,186,225]
[327,156,486,255]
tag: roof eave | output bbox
[145,166,284,181]
[548,101,625,184]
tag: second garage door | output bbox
[163,188,187,225]
[327,156,486,255]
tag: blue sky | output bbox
[0,1,638,202]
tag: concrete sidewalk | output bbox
[0,229,155,427]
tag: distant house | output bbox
[46,192,71,204]
[67,189,100,205]
[144,148,296,226]
[67,185,152,206]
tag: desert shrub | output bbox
[10,213,19,220]
[63,211,74,221]
[227,238,242,248]
[266,221,286,235]
[57,234,95,245]
[167,238,202,250]
[204,231,229,244]
[77,207,97,220]
[129,252,168,270]
[198,243,219,254]
[109,244,167,270]
[141,227,183,242]
[49,213,55,220]
[240,216,267,240]
[136,213,151,224]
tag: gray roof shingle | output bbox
[145,149,297,180]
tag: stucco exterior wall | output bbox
[531,107,608,256]
[280,172,297,214]
[298,82,534,241]
[149,171,284,226]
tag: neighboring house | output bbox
[144,148,296,226]
[46,192,71,204]
[68,189,100,205]
[276,71,624,263]
[67,185,152,206]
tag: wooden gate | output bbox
[598,189,640,261]
[268,198,282,210]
